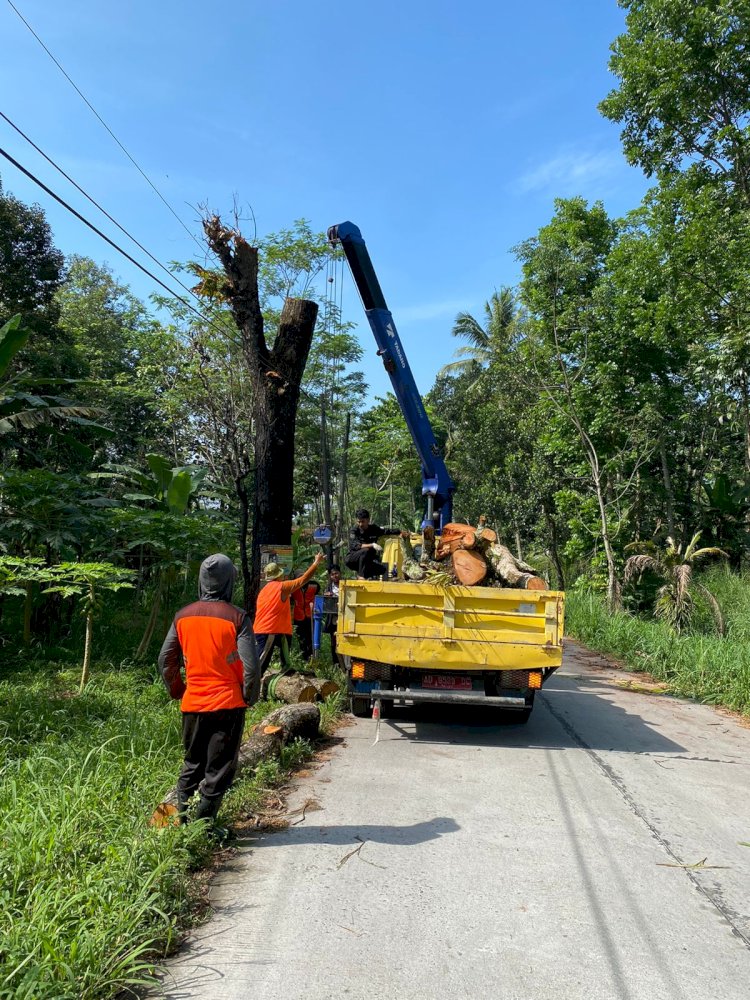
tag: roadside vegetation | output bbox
[2,2,750,996]
[0,634,344,1000]
[566,568,750,716]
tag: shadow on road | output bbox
[238,815,460,850]
[373,671,685,755]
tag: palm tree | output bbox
[623,532,728,635]
[439,288,518,378]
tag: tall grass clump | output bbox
[0,660,200,999]
[0,646,345,999]
[566,566,750,715]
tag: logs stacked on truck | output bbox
[403,517,547,589]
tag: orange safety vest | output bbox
[292,588,306,623]
[174,601,246,712]
[254,580,293,636]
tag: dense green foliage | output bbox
[2,2,750,995]
[567,568,750,714]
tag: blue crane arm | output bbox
[328,221,455,529]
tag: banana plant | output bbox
[90,454,210,514]
[0,314,108,440]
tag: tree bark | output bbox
[203,219,319,610]
[79,597,93,693]
[236,474,252,610]
[659,438,676,539]
[544,509,565,590]
[335,411,351,556]
[487,543,545,589]
[261,671,318,703]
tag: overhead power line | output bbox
[0,110,204,306]
[0,143,319,401]
[0,143,211,321]
[5,0,202,250]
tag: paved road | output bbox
[156,643,750,1000]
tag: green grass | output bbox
[565,566,750,715]
[0,649,344,1000]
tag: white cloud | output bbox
[516,148,624,195]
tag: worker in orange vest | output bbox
[254,551,325,670]
[293,579,320,661]
[158,553,259,832]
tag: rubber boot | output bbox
[195,794,229,843]
[194,794,221,822]
[176,790,192,826]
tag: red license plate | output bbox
[422,675,472,690]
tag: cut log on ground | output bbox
[451,548,488,586]
[304,676,340,700]
[150,702,321,826]
[261,671,318,703]
[487,543,546,589]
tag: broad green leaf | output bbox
[166,471,192,513]
[0,314,30,379]
[146,454,173,499]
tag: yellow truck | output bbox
[327,221,565,723]
[337,579,565,723]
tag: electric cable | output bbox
[5,0,202,250]
[0,143,320,401]
[0,110,205,306]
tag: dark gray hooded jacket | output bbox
[158,553,260,706]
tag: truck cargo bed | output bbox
[336,580,564,672]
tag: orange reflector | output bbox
[528,671,543,690]
[351,661,365,679]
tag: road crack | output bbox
[540,694,750,952]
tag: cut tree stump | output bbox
[150,702,321,826]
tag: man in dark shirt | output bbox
[345,508,409,579]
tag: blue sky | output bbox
[0,0,649,401]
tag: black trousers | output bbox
[345,548,386,579]
[294,619,313,660]
[177,708,246,802]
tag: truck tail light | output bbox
[528,671,543,689]
[351,661,365,679]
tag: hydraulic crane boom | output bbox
[328,221,455,530]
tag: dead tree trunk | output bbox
[203,218,319,610]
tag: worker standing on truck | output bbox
[254,552,325,669]
[158,553,259,833]
[345,508,409,579]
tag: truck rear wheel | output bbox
[497,692,534,724]
[350,696,371,718]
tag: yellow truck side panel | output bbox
[337,580,565,672]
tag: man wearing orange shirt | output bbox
[254,551,325,670]
[158,553,258,830]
